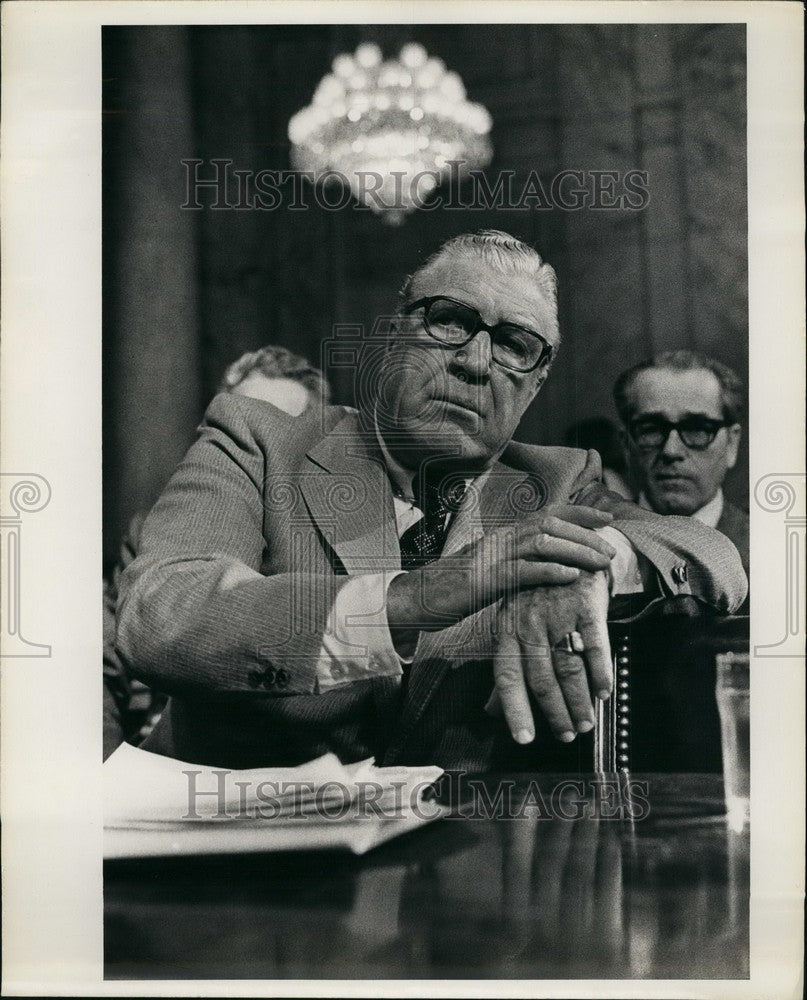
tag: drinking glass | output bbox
[715,652,750,833]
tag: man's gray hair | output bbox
[218,344,331,404]
[613,350,745,425]
[399,229,560,343]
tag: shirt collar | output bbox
[692,489,724,527]
[638,488,724,527]
[374,410,417,502]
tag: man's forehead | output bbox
[630,367,723,417]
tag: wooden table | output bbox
[105,772,748,980]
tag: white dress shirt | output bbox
[692,489,724,528]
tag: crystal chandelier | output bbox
[288,42,493,224]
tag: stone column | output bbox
[0,474,52,657]
[754,474,805,657]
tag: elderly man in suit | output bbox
[612,350,749,580]
[117,231,747,770]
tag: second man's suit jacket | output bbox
[117,396,748,770]
[717,500,750,580]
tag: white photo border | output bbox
[1,2,804,997]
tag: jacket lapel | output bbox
[300,414,401,575]
[300,415,406,749]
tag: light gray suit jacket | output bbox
[117,396,748,769]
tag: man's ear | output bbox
[618,425,632,460]
[725,423,742,469]
[618,425,642,498]
[618,425,638,475]
[384,316,404,356]
[531,367,550,397]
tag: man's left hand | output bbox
[493,569,612,744]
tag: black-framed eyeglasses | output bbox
[403,296,554,374]
[629,417,731,451]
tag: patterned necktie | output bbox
[398,474,467,571]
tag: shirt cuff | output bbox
[316,571,408,691]
[597,525,650,595]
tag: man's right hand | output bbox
[386,504,616,658]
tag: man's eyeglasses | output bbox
[403,296,554,374]
[629,417,731,451]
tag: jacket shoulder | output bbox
[717,500,750,571]
[500,441,600,499]
[203,394,351,455]
[719,500,750,531]
[501,441,602,483]
[502,441,592,475]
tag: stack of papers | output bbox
[104,743,445,858]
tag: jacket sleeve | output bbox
[574,476,749,614]
[116,397,349,699]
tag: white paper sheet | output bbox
[104,743,446,857]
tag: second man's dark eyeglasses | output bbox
[629,417,731,451]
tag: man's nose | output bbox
[450,330,492,378]
[660,428,688,459]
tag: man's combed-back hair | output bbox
[399,229,560,343]
[219,344,331,403]
[613,349,745,425]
